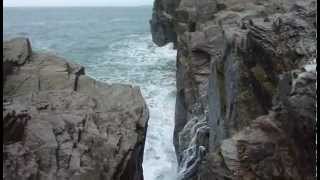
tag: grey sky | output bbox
[4,0,154,7]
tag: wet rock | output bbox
[150,0,178,46]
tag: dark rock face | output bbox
[150,0,179,46]
[3,38,149,180]
[151,0,316,179]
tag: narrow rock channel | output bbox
[4,7,179,180]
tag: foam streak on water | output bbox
[93,35,179,180]
[4,7,178,180]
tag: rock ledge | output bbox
[3,37,149,180]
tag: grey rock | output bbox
[150,0,178,46]
[3,38,149,180]
[151,0,317,179]
[3,37,32,66]
[3,37,32,83]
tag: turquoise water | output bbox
[4,7,178,180]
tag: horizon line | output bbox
[3,5,153,8]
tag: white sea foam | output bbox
[109,18,132,23]
[91,34,178,180]
[304,58,317,72]
[4,8,178,179]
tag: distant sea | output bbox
[4,7,178,180]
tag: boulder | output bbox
[3,37,32,83]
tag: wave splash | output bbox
[91,34,178,180]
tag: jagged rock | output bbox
[151,0,316,179]
[150,0,178,46]
[3,103,31,144]
[204,69,316,180]
[3,52,85,97]
[3,38,149,180]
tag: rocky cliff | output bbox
[3,38,149,180]
[151,0,317,179]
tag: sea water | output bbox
[4,7,178,180]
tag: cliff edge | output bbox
[3,37,149,180]
[151,0,317,179]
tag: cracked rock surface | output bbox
[151,0,316,179]
[3,38,149,180]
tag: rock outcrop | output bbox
[151,0,317,179]
[3,38,149,180]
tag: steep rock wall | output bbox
[151,0,317,179]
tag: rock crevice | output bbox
[151,0,316,179]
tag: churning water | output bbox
[4,7,178,180]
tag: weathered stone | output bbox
[3,37,32,66]
[151,0,316,179]
[3,37,32,83]
[3,38,149,180]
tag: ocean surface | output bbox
[4,7,178,180]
